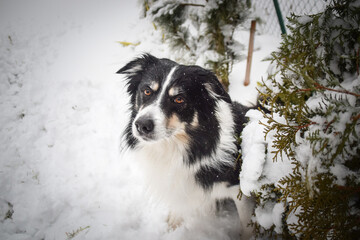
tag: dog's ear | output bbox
[203,73,232,104]
[116,53,158,75]
[116,54,158,96]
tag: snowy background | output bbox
[0,1,280,239]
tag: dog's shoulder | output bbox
[231,101,251,136]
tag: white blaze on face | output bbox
[157,66,177,102]
[133,66,182,142]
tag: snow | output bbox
[229,32,281,106]
[239,110,267,195]
[240,110,293,196]
[297,16,313,25]
[239,109,292,232]
[330,164,349,186]
[0,0,281,239]
[253,202,284,233]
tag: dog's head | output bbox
[118,54,231,149]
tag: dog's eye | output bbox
[144,88,152,96]
[174,96,185,104]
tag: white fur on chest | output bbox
[131,100,239,218]
[134,138,215,218]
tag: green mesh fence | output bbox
[250,0,328,35]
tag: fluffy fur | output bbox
[118,54,254,238]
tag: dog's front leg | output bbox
[233,195,255,240]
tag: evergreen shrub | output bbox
[250,0,360,238]
[142,0,250,90]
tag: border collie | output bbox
[118,54,254,238]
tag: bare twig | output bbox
[295,122,317,131]
[179,3,206,7]
[298,83,360,98]
[356,48,359,76]
[351,113,360,122]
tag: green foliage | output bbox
[66,226,90,239]
[142,0,249,90]
[254,0,360,239]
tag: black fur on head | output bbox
[117,54,235,164]
[117,54,159,104]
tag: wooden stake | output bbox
[244,20,256,86]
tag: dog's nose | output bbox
[135,118,154,135]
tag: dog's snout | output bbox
[135,118,154,135]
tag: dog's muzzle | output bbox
[135,117,154,135]
[133,115,157,141]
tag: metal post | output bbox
[273,0,287,35]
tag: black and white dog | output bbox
[118,54,254,238]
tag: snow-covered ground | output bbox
[0,1,280,239]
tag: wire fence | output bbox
[250,0,328,36]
